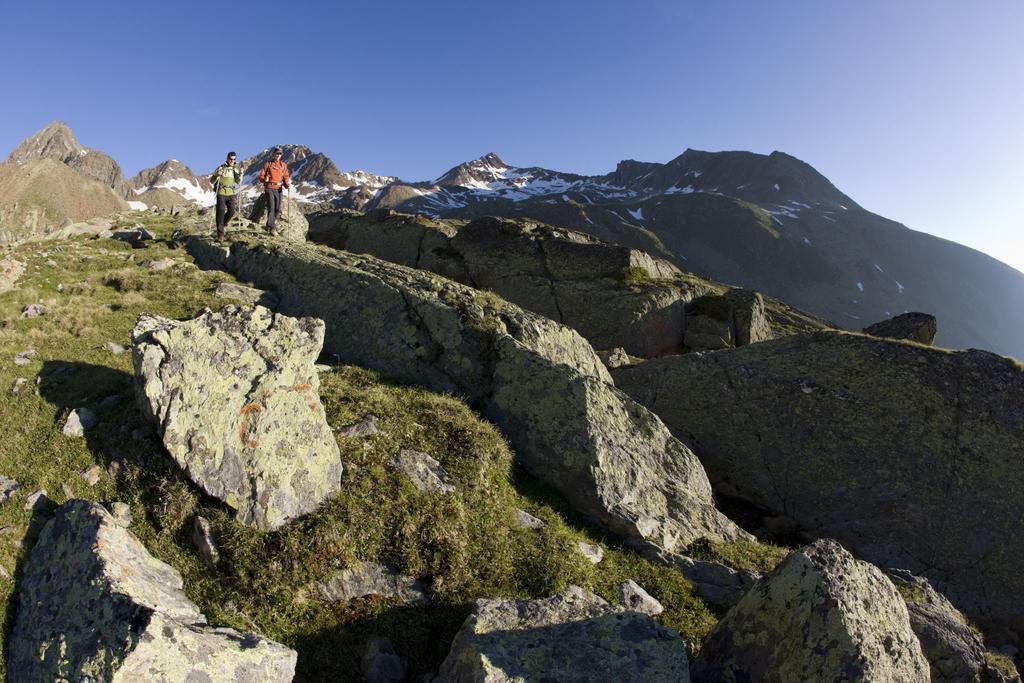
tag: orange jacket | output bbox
[258,160,290,190]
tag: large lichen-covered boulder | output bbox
[863,311,937,345]
[309,211,700,358]
[691,539,928,683]
[613,330,1024,648]
[132,305,343,531]
[7,500,296,681]
[185,233,749,561]
[683,288,773,351]
[435,585,690,682]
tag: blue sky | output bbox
[2,1,1021,271]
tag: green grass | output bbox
[619,265,652,287]
[0,214,727,680]
[685,538,788,574]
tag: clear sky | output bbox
[2,1,1021,272]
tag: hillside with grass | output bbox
[0,213,789,680]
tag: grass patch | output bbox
[685,538,789,574]
[619,265,652,287]
[984,651,1019,679]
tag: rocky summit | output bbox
[132,305,343,531]
[7,500,296,681]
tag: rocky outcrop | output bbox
[317,561,430,606]
[435,585,690,682]
[7,499,296,681]
[309,210,702,358]
[691,539,928,683]
[131,305,343,531]
[186,232,749,562]
[613,330,1024,648]
[887,569,1022,683]
[864,311,937,345]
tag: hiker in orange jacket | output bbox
[258,146,290,236]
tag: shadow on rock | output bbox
[2,498,59,665]
[290,601,471,682]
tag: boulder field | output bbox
[185,232,750,562]
[613,330,1024,648]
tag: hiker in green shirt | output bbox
[211,151,242,239]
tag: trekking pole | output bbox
[287,186,291,221]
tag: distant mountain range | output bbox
[4,121,1023,358]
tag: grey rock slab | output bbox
[652,551,760,610]
[0,476,20,504]
[20,303,46,319]
[192,515,220,568]
[131,305,343,531]
[184,233,748,561]
[7,500,296,680]
[336,414,380,438]
[691,539,929,683]
[317,561,430,606]
[435,585,690,682]
[617,579,664,615]
[389,449,455,494]
[105,501,132,526]
[213,281,280,309]
[613,331,1024,648]
[514,509,545,530]
[10,377,27,394]
[362,635,407,683]
[577,541,604,564]
[62,408,98,437]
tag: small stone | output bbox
[317,561,430,606]
[10,378,27,394]
[45,259,58,268]
[62,408,98,437]
[106,460,123,478]
[20,304,46,319]
[0,565,9,580]
[337,414,380,439]
[140,258,176,271]
[0,476,21,503]
[362,635,407,683]
[61,483,74,500]
[389,449,455,495]
[106,501,132,526]
[515,509,545,530]
[191,516,220,568]
[577,541,604,564]
[103,341,126,354]
[78,465,101,487]
[617,580,665,615]
[14,349,36,365]
[314,364,332,372]
[24,490,48,512]
[56,283,64,293]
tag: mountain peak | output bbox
[435,152,512,186]
[7,121,85,165]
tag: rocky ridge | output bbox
[185,230,751,558]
